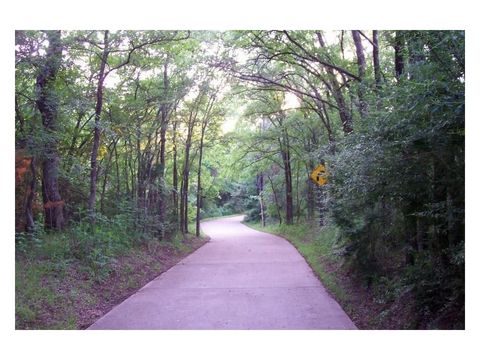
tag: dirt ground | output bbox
[77,235,208,329]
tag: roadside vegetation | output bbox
[238,30,464,329]
[15,218,206,329]
[246,221,421,329]
[15,30,464,329]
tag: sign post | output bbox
[310,163,328,186]
[310,163,328,226]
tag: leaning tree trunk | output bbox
[352,30,368,119]
[88,30,109,223]
[317,32,353,134]
[36,30,65,230]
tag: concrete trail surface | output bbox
[88,215,356,329]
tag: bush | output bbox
[324,31,464,328]
[244,204,261,222]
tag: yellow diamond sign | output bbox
[310,164,328,186]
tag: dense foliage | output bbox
[15,30,464,329]
[15,31,234,238]
[327,32,464,328]
[230,30,464,328]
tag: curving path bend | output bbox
[88,215,356,329]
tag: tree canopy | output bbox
[15,30,464,330]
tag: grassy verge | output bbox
[244,221,407,329]
[254,221,445,329]
[246,221,429,329]
[246,222,350,306]
[15,224,208,329]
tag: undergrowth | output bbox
[15,217,204,329]
[246,222,348,303]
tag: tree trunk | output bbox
[130,151,136,199]
[295,162,301,223]
[279,121,294,225]
[136,113,147,230]
[394,31,405,81]
[407,32,426,80]
[317,32,353,134]
[195,121,207,237]
[372,30,381,92]
[256,173,265,227]
[180,123,194,234]
[282,148,293,225]
[352,31,366,80]
[114,140,121,195]
[179,176,186,233]
[306,175,314,221]
[15,96,26,147]
[157,60,171,237]
[41,155,64,229]
[25,157,36,232]
[36,30,65,230]
[267,174,282,225]
[372,30,382,111]
[100,139,117,214]
[195,93,216,236]
[172,120,179,228]
[404,203,418,266]
[88,30,109,223]
[432,155,450,266]
[123,140,130,196]
[352,30,368,119]
[66,111,89,168]
[180,92,204,233]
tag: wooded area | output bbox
[15,30,464,329]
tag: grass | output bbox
[246,221,349,306]
[244,220,424,329]
[245,219,360,315]
[15,259,80,329]
[15,221,208,329]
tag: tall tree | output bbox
[86,30,191,223]
[372,30,381,92]
[196,92,217,236]
[36,30,65,229]
[179,90,204,233]
[87,30,109,222]
[171,117,180,227]
[352,30,368,119]
[316,31,354,134]
[394,31,405,81]
[227,30,356,140]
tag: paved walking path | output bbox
[88,215,356,329]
